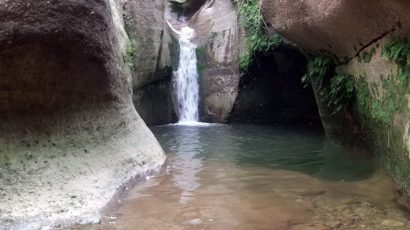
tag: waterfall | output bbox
[174,26,200,123]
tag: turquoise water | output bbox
[76,124,408,230]
[152,124,376,182]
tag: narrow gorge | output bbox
[0,0,410,229]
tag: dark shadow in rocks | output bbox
[168,0,208,19]
[133,69,178,126]
[229,45,321,127]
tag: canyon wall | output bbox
[0,0,165,228]
[123,0,177,125]
[262,0,410,190]
[189,0,240,122]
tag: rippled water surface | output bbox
[75,125,410,230]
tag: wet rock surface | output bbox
[166,0,241,123]
[194,0,240,123]
[261,0,410,192]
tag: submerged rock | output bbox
[381,219,405,227]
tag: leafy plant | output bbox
[303,56,355,114]
[326,74,355,113]
[382,38,410,82]
[234,0,283,72]
[239,53,252,72]
[302,56,333,89]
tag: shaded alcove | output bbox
[229,45,321,126]
[169,0,208,19]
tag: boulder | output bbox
[0,0,165,228]
[123,0,172,89]
[262,0,410,60]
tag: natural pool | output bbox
[74,124,410,230]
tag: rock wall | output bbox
[123,0,176,125]
[262,0,410,61]
[0,0,165,228]
[262,0,410,190]
[123,0,171,88]
[133,76,178,126]
[339,38,410,190]
[192,0,240,122]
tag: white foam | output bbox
[174,26,200,123]
[176,121,213,127]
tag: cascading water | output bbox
[174,26,200,123]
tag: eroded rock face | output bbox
[262,0,410,60]
[0,0,165,228]
[262,0,410,191]
[183,0,240,122]
[123,0,172,89]
[123,0,177,125]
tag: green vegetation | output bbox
[122,12,138,70]
[124,38,138,70]
[356,77,393,124]
[355,38,410,124]
[302,39,409,121]
[327,74,355,113]
[358,47,376,63]
[196,47,207,75]
[302,56,333,89]
[382,38,410,82]
[357,38,410,193]
[302,56,355,114]
[234,0,283,72]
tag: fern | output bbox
[382,38,410,82]
[302,56,333,89]
[303,56,354,114]
[234,0,283,72]
[326,74,355,113]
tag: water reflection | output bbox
[152,124,376,182]
[168,126,204,204]
[76,125,408,230]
